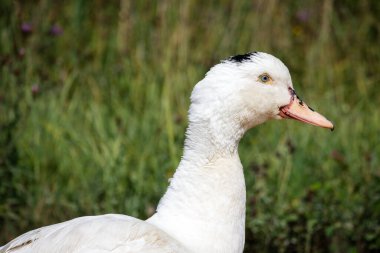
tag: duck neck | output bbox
[147,111,247,253]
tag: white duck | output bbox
[0,52,333,253]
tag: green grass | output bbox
[1,0,380,252]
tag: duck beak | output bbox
[279,88,334,130]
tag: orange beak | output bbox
[279,88,334,130]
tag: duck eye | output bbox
[259,74,272,83]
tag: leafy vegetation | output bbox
[0,0,379,252]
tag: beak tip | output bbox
[321,120,334,130]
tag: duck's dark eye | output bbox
[258,74,272,83]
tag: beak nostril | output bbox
[288,87,296,96]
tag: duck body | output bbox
[1,156,245,253]
[1,52,333,253]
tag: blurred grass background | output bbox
[0,0,379,252]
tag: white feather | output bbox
[0,215,187,253]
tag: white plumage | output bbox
[0,52,333,253]
[0,215,187,253]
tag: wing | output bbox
[0,214,188,253]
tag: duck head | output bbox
[190,52,334,132]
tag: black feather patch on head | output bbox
[227,52,258,63]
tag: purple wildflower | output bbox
[296,9,311,23]
[21,22,33,34]
[31,84,40,96]
[50,24,63,36]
